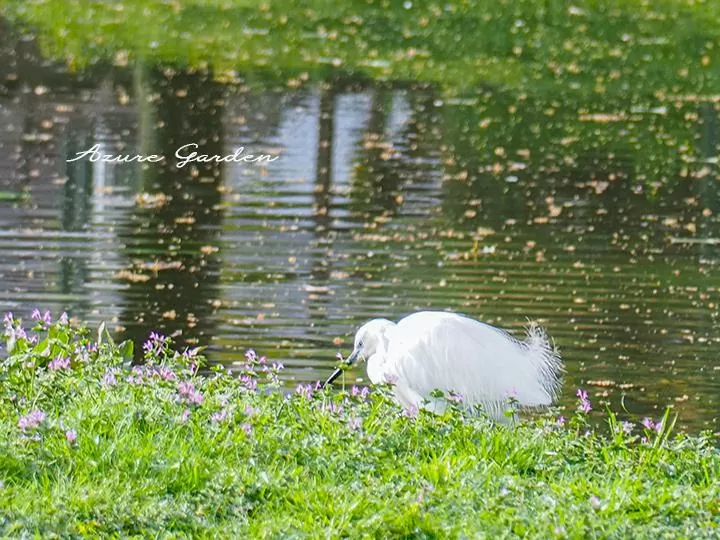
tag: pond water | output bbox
[1,28,719,433]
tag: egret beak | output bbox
[321,349,360,388]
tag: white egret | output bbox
[322,311,563,422]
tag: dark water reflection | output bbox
[1,42,719,433]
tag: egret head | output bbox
[321,318,394,388]
[349,318,394,363]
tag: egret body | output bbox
[322,311,563,422]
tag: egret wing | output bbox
[388,311,559,410]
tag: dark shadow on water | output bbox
[116,65,224,359]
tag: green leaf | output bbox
[118,340,134,366]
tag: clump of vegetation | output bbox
[1,311,719,537]
[3,0,718,98]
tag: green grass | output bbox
[1,313,719,537]
[2,0,718,98]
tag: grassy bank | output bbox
[1,312,719,537]
[3,0,718,98]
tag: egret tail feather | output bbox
[522,322,563,404]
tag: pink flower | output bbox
[178,381,203,405]
[295,384,314,399]
[102,369,118,387]
[384,373,399,385]
[576,388,592,413]
[48,355,70,370]
[351,385,371,399]
[404,404,419,418]
[211,409,229,423]
[31,309,52,325]
[142,331,167,355]
[157,366,177,381]
[239,375,257,391]
[65,430,77,444]
[18,410,46,431]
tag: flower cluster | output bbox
[641,417,663,433]
[31,309,52,327]
[576,388,592,414]
[178,381,204,405]
[143,331,169,356]
[18,410,46,431]
[48,355,70,371]
[236,349,284,388]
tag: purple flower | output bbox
[272,361,284,371]
[404,404,419,418]
[295,383,314,399]
[245,349,257,362]
[239,375,257,391]
[621,421,634,434]
[65,430,77,444]
[325,402,344,415]
[48,355,70,370]
[157,366,177,381]
[180,409,191,423]
[336,351,344,361]
[384,373,399,385]
[31,309,52,325]
[211,409,229,423]
[59,312,69,325]
[241,423,253,436]
[178,381,203,405]
[576,388,592,414]
[143,331,167,354]
[102,369,118,387]
[556,416,566,426]
[244,405,255,416]
[348,417,362,431]
[182,348,200,361]
[18,410,46,431]
[3,312,13,328]
[641,417,655,430]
